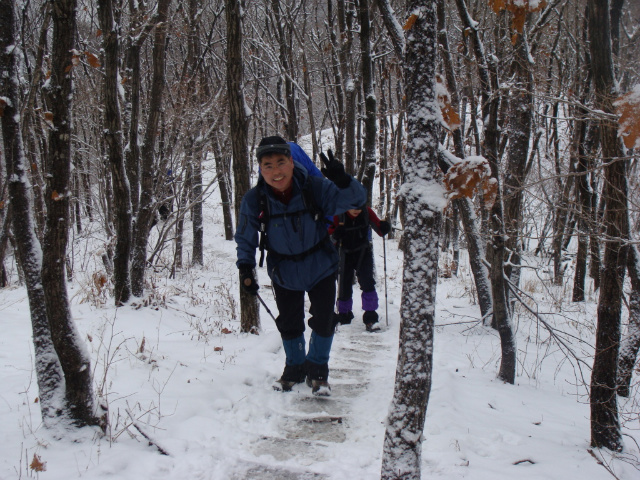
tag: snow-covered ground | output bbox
[1,159,639,479]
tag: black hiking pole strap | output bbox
[256,292,277,321]
[383,236,389,326]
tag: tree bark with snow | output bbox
[588,0,628,452]
[0,0,65,426]
[381,4,441,478]
[42,0,100,428]
[358,0,377,204]
[98,0,133,305]
[436,0,492,322]
[226,0,260,334]
[130,0,171,298]
[618,244,640,398]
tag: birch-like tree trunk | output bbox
[588,0,628,452]
[226,0,260,333]
[381,4,441,478]
[0,0,65,426]
[42,0,100,428]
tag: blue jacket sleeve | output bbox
[234,188,260,268]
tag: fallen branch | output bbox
[588,449,621,480]
[126,408,170,456]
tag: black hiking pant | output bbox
[272,272,336,340]
[338,245,376,302]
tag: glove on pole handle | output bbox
[255,292,277,321]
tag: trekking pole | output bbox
[383,236,389,326]
[255,292,277,321]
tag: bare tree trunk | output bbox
[271,0,298,140]
[358,0,377,203]
[226,0,260,333]
[131,0,171,297]
[572,87,595,302]
[212,139,234,241]
[588,0,627,452]
[98,0,133,305]
[123,1,144,217]
[381,3,440,478]
[0,0,65,425]
[374,0,405,60]
[327,0,345,159]
[191,148,204,266]
[43,0,100,428]
[338,0,356,173]
[617,244,640,398]
[437,0,492,321]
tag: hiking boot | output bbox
[334,311,354,325]
[305,360,331,397]
[273,363,306,392]
[363,311,380,332]
[365,322,381,332]
[311,379,331,396]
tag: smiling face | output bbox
[260,153,294,192]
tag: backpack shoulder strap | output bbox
[302,175,324,222]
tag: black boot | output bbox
[273,363,307,392]
[363,311,381,332]
[334,311,354,325]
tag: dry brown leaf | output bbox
[30,454,46,472]
[615,88,640,149]
[511,8,527,35]
[436,75,461,131]
[403,14,418,31]
[488,0,547,34]
[85,51,101,68]
[0,201,5,209]
[51,190,63,201]
[488,0,507,14]
[96,29,102,37]
[444,158,493,205]
[221,328,232,334]
[44,111,54,122]
[214,346,223,352]
[0,97,6,117]
[441,104,462,131]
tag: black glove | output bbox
[319,149,351,188]
[378,221,392,236]
[332,225,347,242]
[238,264,259,295]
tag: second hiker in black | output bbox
[329,206,391,331]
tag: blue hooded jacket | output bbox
[235,162,366,291]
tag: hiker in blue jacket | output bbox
[235,136,366,395]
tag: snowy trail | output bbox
[231,322,397,479]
